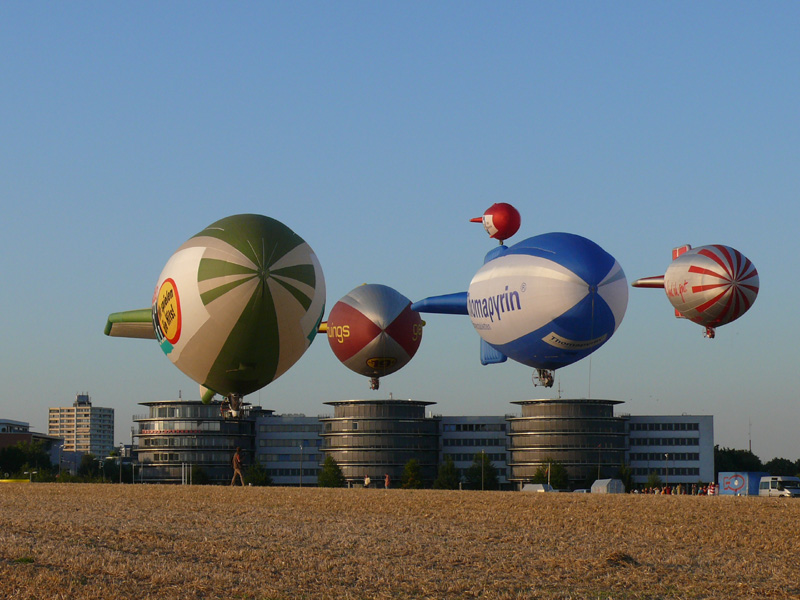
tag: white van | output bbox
[758,476,800,497]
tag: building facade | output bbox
[506,399,628,488]
[320,399,440,486]
[0,419,65,470]
[48,393,114,457]
[627,415,714,486]
[255,413,324,486]
[133,399,257,484]
[440,415,510,488]
[128,397,714,489]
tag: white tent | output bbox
[591,478,625,494]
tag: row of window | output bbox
[632,467,701,477]
[323,423,437,434]
[141,436,245,448]
[629,453,700,462]
[629,422,700,431]
[441,423,507,433]
[259,424,322,433]
[444,453,507,463]
[258,453,321,463]
[142,452,236,463]
[442,438,506,447]
[630,438,700,447]
[150,406,221,419]
[323,439,438,451]
[265,468,320,477]
[139,421,222,432]
[259,438,323,448]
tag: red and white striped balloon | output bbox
[664,245,759,327]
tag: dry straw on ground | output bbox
[1,484,799,599]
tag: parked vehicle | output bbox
[758,476,800,497]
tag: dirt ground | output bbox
[1,484,799,599]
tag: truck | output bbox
[758,476,800,497]
[718,472,768,496]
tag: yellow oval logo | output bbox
[156,278,182,345]
[366,357,396,370]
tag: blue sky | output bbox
[1,4,798,460]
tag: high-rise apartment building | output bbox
[48,393,115,457]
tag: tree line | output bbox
[6,440,796,487]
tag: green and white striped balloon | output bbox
[152,214,325,398]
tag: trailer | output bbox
[718,472,768,496]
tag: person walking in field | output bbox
[231,447,244,486]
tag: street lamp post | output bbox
[481,449,485,491]
[597,444,602,481]
[664,453,669,488]
[299,443,304,488]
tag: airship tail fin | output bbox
[480,339,507,365]
[631,276,665,289]
[104,309,155,339]
[672,244,692,260]
[411,292,468,315]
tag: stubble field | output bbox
[0,484,799,599]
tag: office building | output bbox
[255,413,324,485]
[133,399,257,484]
[130,396,714,489]
[507,399,628,488]
[320,399,440,486]
[627,415,714,485]
[48,393,114,457]
[440,415,510,487]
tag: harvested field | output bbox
[1,485,799,599]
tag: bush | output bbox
[318,455,345,488]
[433,456,460,490]
[401,459,423,489]
[464,452,498,490]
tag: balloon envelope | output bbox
[153,214,326,397]
[467,232,627,371]
[327,284,422,380]
[664,244,759,328]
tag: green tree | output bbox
[433,456,460,490]
[645,471,663,489]
[464,452,498,490]
[401,459,423,489]
[0,441,53,478]
[318,455,345,488]
[617,464,634,493]
[531,459,569,490]
[764,457,796,476]
[714,446,762,477]
[78,454,100,479]
[244,461,272,487]
[191,464,211,485]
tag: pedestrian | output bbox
[231,447,244,486]
[384,473,390,489]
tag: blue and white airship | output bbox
[412,205,628,387]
